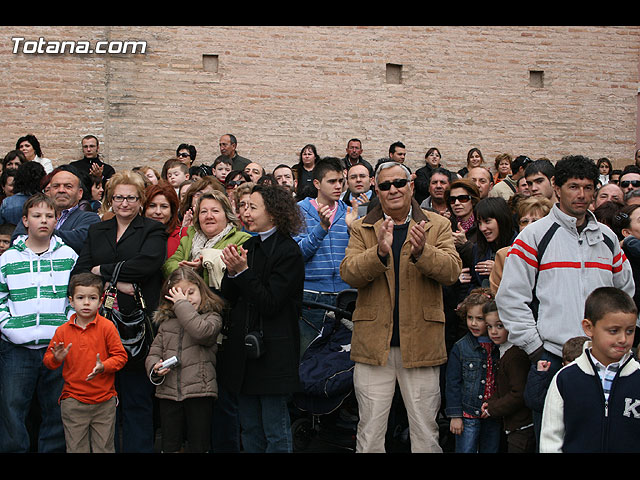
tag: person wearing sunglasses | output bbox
[619,166,640,195]
[340,161,462,453]
[175,143,197,168]
[446,179,481,250]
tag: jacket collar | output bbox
[575,340,639,377]
[96,214,144,248]
[550,203,603,244]
[362,197,428,226]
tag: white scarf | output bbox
[190,223,233,260]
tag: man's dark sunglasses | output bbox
[378,178,409,191]
[620,180,640,188]
[448,194,472,204]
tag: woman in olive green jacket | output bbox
[163,190,252,286]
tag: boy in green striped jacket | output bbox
[0,193,78,452]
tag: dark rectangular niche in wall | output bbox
[529,70,544,88]
[203,54,219,73]
[386,63,402,84]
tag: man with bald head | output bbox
[244,162,265,183]
[468,166,494,199]
[11,165,100,253]
[592,183,624,210]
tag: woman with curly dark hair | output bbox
[217,184,304,453]
[16,134,54,173]
[0,161,46,225]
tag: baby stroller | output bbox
[291,289,359,452]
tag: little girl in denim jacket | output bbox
[445,287,502,453]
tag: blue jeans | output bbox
[454,417,502,453]
[0,340,65,453]
[237,393,292,453]
[523,350,563,450]
[211,385,241,453]
[114,368,156,453]
[300,291,337,357]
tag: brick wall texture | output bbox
[1,25,639,175]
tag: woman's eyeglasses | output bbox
[226,180,245,187]
[112,195,140,203]
[377,178,409,191]
[448,194,472,204]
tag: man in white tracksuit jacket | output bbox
[495,155,635,443]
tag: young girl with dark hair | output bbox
[469,197,517,290]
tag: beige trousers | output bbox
[353,347,442,453]
[60,396,117,453]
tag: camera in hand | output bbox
[160,356,179,370]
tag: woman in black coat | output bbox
[72,170,168,453]
[219,184,304,453]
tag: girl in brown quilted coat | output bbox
[145,266,224,453]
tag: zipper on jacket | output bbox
[177,325,184,400]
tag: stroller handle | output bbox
[302,300,353,320]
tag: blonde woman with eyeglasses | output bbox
[72,170,168,453]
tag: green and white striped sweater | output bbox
[0,235,77,348]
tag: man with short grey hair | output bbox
[218,133,251,171]
[340,161,462,453]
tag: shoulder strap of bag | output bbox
[530,222,560,322]
[109,261,125,285]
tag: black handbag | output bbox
[100,261,155,364]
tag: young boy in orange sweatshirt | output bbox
[43,272,128,453]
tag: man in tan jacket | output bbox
[340,161,462,453]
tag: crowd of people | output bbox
[1,131,640,454]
